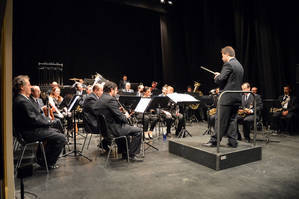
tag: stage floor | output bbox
[14,122,299,199]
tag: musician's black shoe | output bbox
[227,143,238,148]
[48,164,60,170]
[39,164,59,170]
[245,138,251,143]
[129,155,144,162]
[202,142,216,147]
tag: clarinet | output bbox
[115,97,133,125]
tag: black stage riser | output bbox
[169,136,262,170]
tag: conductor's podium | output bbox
[169,136,262,170]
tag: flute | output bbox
[200,66,217,75]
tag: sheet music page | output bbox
[134,98,151,113]
[68,95,80,112]
[167,93,199,103]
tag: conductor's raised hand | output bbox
[214,72,220,79]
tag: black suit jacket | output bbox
[215,57,244,105]
[242,93,263,113]
[278,95,298,113]
[119,80,128,90]
[13,94,51,133]
[93,93,127,137]
[29,96,44,114]
[82,93,99,133]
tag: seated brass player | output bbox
[271,85,298,134]
[237,83,263,142]
[13,75,67,169]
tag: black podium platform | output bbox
[169,136,262,170]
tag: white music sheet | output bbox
[167,93,199,103]
[134,98,151,113]
[68,95,80,112]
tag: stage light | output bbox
[160,0,165,4]
[168,0,173,5]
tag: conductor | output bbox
[204,46,244,148]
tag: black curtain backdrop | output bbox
[13,0,299,98]
[13,1,162,86]
[162,0,299,97]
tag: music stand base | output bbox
[203,128,213,135]
[62,150,92,161]
[177,127,192,138]
[144,141,159,151]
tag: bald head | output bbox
[93,83,103,97]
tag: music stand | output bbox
[135,96,170,153]
[62,95,92,161]
[198,95,215,135]
[167,93,200,138]
[258,99,281,143]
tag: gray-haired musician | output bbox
[13,75,67,169]
[204,46,244,148]
[122,82,134,93]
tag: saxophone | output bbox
[189,81,201,110]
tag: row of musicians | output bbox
[83,84,185,139]
[208,83,298,142]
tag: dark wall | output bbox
[13,1,162,86]
[13,0,299,97]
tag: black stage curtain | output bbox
[13,0,299,97]
[161,0,299,97]
[13,1,163,86]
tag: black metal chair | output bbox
[97,114,130,167]
[81,114,102,154]
[14,129,49,174]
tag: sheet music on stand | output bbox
[166,93,199,138]
[134,98,151,113]
[68,95,80,112]
[167,93,199,104]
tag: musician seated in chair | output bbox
[207,88,219,131]
[13,75,67,169]
[30,85,64,134]
[122,82,134,93]
[271,85,298,134]
[136,84,144,97]
[135,87,158,139]
[162,86,185,137]
[237,82,263,142]
[82,84,103,132]
[93,81,143,162]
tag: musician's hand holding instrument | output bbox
[282,110,288,116]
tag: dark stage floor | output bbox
[15,122,299,199]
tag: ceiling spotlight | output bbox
[168,0,173,5]
[160,0,165,4]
